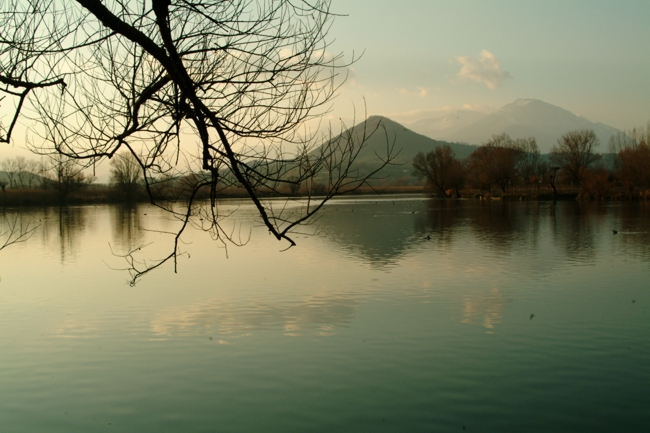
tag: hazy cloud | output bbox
[396,87,431,98]
[462,103,497,113]
[455,50,512,89]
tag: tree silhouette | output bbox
[412,145,464,197]
[466,134,524,194]
[0,1,392,280]
[609,125,650,195]
[110,151,142,200]
[550,130,601,185]
[41,154,94,203]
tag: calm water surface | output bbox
[1,197,648,432]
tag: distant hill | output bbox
[409,99,622,154]
[313,116,477,184]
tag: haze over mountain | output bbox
[407,110,487,138]
[406,99,623,153]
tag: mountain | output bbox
[413,99,621,153]
[316,116,477,183]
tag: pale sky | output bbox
[2,0,649,173]
[327,0,650,130]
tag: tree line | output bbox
[0,152,143,203]
[413,125,650,200]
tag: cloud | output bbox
[455,50,512,89]
[462,103,497,113]
[416,87,430,98]
[396,86,431,98]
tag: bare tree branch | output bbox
[0,214,39,251]
[1,0,393,283]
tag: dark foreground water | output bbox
[1,197,648,432]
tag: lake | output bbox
[1,197,648,432]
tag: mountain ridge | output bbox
[311,115,477,185]
[406,99,622,153]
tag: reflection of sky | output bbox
[2,198,649,340]
[313,198,650,331]
[460,287,506,331]
[151,292,358,339]
[317,197,425,269]
[1,199,648,433]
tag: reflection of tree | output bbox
[55,207,86,263]
[415,200,545,253]
[413,199,462,249]
[151,293,358,338]
[110,204,143,251]
[320,199,546,265]
[460,287,506,330]
[551,202,608,263]
[318,200,423,268]
[468,201,541,254]
[610,202,650,263]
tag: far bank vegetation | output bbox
[413,125,650,201]
[3,125,649,206]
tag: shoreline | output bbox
[3,184,649,208]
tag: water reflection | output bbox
[54,315,99,339]
[320,198,547,266]
[468,201,542,254]
[550,202,610,263]
[319,199,421,268]
[612,202,650,262]
[151,292,358,338]
[30,206,89,262]
[413,199,543,253]
[110,204,143,250]
[319,198,650,270]
[460,287,507,331]
[5,199,650,281]
[413,199,462,249]
[3,200,650,433]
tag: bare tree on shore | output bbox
[466,134,525,194]
[609,124,650,195]
[550,130,601,185]
[0,1,392,281]
[412,145,465,198]
[40,153,95,202]
[110,151,143,200]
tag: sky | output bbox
[2,0,649,177]
[326,0,650,130]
